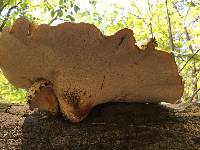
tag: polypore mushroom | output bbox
[0,18,184,122]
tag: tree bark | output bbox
[165,0,175,52]
[0,102,199,150]
[147,0,153,38]
[184,26,198,102]
[172,2,199,102]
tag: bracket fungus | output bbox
[0,18,184,122]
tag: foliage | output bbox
[0,70,26,103]
[0,0,80,29]
[0,0,199,103]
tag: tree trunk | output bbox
[147,0,153,38]
[165,0,175,52]
[0,102,199,150]
[184,26,199,102]
[191,65,198,102]
[172,2,199,102]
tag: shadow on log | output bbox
[0,102,199,150]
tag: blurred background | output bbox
[0,0,199,103]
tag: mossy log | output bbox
[0,102,199,150]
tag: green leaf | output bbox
[13,10,18,15]
[46,4,52,11]
[59,0,63,5]
[66,15,75,21]
[187,54,200,61]
[74,5,80,13]
[89,0,97,5]
[9,0,16,5]
[70,1,73,7]
[51,10,55,17]
[188,2,195,7]
[58,10,63,17]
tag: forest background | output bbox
[0,0,199,103]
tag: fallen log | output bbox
[0,18,184,122]
[0,103,199,150]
